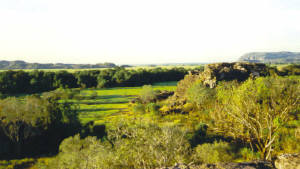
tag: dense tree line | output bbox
[0,67,190,94]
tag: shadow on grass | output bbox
[94,95,136,99]
[72,101,128,105]
[79,108,126,112]
[74,95,137,100]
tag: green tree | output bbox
[0,93,80,157]
[0,96,50,155]
[212,77,299,160]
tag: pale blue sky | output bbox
[0,0,299,64]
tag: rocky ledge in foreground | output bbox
[158,161,274,169]
[158,154,300,169]
[275,154,300,169]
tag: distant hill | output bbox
[0,60,117,69]
[238,51,300,64]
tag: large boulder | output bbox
[274,154,300,169]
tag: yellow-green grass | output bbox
[69,82,177,125]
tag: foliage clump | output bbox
[211,77,299,160]
[193,141,235,164]
[0,93,81,158]
[42,121,191,169]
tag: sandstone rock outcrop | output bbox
[274,154,300,169]
[200,62,268,88]
[163,62,269,114]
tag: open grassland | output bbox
[70,81,177,125]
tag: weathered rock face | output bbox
[200,62,268,88]
[158,161,275,169]
[274,154,300,169]
[156,90,175,101]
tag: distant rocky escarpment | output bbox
[239,51,300,64]
[0,60,117,69]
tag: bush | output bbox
[193,141,235,164]
[139,85,157,104]
[41,122,191,169]
[132,103,145,114]
[145,103,160,115]
[212,77,300,160]
[239,148,260,161]
[186,81,215,109]
[43,134,111,169]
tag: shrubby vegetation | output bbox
[39,121,191,169]
[211,77,299,160]
[193,141,235,163]
[0,63,299,168]
[130,75,299,161]
[277,64,300,76]
[0,93,81,159]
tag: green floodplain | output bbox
[68,81,177,125]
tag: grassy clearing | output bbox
[70,82,177,125]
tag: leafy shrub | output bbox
[238,148,260,161]
[43,134,111,169]
[273,121,300,155]
[42,122,191,169]
[132,103,145,114]
[145,103,160,115]
[193,141,235,164]
[212,77,300,160]
[278,64,300,76]
[186,81,215,109]
[176,73,200,98]
[139,85,157,104]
